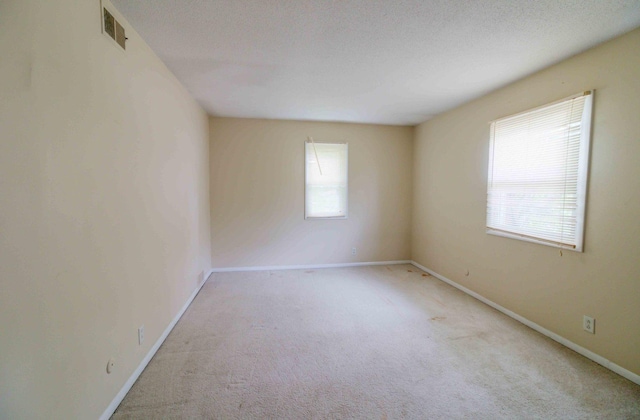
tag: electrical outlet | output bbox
[583,316,595,334]
[352,247,357,255]
[138,325,145,345]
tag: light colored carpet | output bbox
[112,264,640,419]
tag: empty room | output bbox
[1,0,640,418]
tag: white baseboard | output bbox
[210,260,411,273]
[410,261,640,386]
[100,269,214,420]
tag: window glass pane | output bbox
[487,92,592,251]
[305,142,348,219]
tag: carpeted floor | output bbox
[112,264,640,419]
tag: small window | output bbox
[487,91,593,251]
[305,140,348,219]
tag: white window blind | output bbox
[487,91,593,251]
[305,141,348,219]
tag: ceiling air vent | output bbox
[103,7,127,50]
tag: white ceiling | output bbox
[112,0,640,126]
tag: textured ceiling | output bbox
[112,0,640,125]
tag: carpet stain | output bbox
[407,269,413,272]
[449,335,474,341]
[305,270,314,273]
[226,379,248,389]
[431,316,446,321]
[449,333,485,341]
[379,295,395,306]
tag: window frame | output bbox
[486,91,594,252]
[304,140,349,220]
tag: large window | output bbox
[487,91,593,251]
[305,140,348,219]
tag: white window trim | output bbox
[304,140,349,220]
[486,91,593,252]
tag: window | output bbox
[305,140,348,219]
[487,91,593,251]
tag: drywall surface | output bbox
[412,28,640,377]
[0,0,211,418]
[210,118,413,267]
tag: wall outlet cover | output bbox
[138,325,145,344]
[583,315,595,334]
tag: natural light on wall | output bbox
[305,140,348,219]
[487,91,593,251]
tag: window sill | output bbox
[486,228,582,252]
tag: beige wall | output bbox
[0,0,211,418]
[412,28,640,377]
[210,118,413,267]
